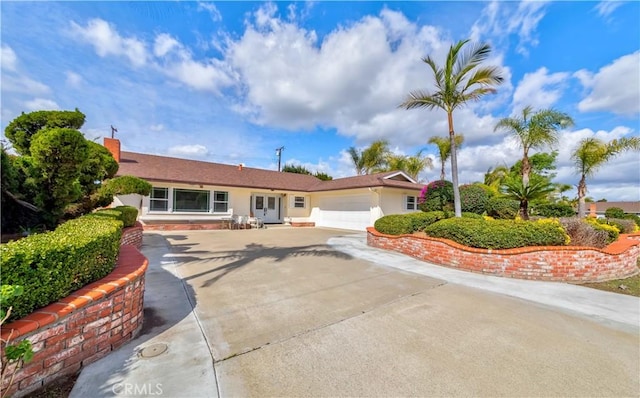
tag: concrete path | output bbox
[72,228,640,397]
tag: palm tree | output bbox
[502,174,556,220]
[347,147,365,175]
[572,137,640,217]
[483,165,509,196]
[400,39,503,217]
[494,106,573,189]
[384,151,433,181]
[348,140,390,175]
[428,135,464,180]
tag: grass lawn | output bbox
[581,260,640,297]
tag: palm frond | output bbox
[399,91,444,110]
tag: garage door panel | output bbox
[317,195,371,231]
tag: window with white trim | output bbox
[405,195,417,211]
[173,189,210,212]
[293,196,306,208]
[150,187,169,211]
[213,191,229,213]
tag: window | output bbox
[293,196,306,208]
[405,195,417,211]
[174,189,210,212]
[213,191,229,213]
[150,187,169,211]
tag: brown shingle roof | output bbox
[117,151,423,192]
[593,201,640,214]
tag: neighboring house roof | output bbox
[117,151,423,193]
[592,201,640,214]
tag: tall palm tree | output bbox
[494,106,573,188]
[400,39,503,217]
[348,140,390,175]
[572,137,640,217]
[428,135,464,180]
[384,151,433,181]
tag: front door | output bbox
[254,195,280,223]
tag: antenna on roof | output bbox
[110,125,118,139]
[275,146,285,172]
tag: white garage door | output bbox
[317,195,371,231]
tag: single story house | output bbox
[104,138,424,231]
[588,201,640,218]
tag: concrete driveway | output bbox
[169,228,639,397]
[73,227,639,397]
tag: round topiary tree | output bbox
[604,207,625,219]
[419,180,454,212]
[460,184,489,214]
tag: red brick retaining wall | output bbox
[120,222,143,248]
[290,222,315,227]
[367,228,640,282]
[1,246,148,397]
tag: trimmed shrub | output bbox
[623,213,640,228]
[459,184,489,214]
[559,218,609,248]
[405,211,448,232]
[88,209,123,222]
[461,212,483,219]
[534,203,575,218]
[419,180,453,212]
[1,215,122,321]
[599,218,636,234]
[115,205,138,227]
[604,207,625,219]
[486,197,520,219]
[374,215,414,235]
[585,218,619,244]
[424,218,569,249]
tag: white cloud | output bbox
[469,1,550,56]
[24,98,60,111]
[511,67,569,113]
[168,144,209,157]
[65,71,83,87]
[576,51,640,116]
[2,75,50,95]
[70,18,147,67]
[594,1,624,18]
[150,124,164,132]
[225,5,506,147]
[198,2,222,22]
[1,45,17,71]
[154,33,180,57]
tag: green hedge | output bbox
[374,215,414,235]
[486,197,520,219]
[374,211,483,235]
[534,203,575,218]
[1,215,122,321]
[115,206,138,227]
[423,218,569,249]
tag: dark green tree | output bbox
[314,171,333,181]
[282,164,312,175]
[29,128,89,227]
[4,109,85,155]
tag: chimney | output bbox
[589,203,597,218]
[238,163,243,171]
[104,137,121,162]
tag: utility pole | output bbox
[110,125,118,139]
[275,146,285,172]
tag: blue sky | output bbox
[2,1,639,200]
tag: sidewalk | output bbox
[328,233,640,333]
[70,234,218,398]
